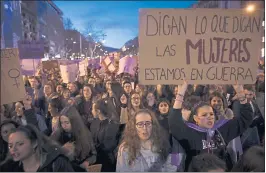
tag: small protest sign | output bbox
[78,59,88,76]
[117,55,137,75]
[139,9,263,84]
[1,48,26,104]
[60,63,79,83]
[102,56,116,73]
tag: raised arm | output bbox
[218,84,253,143]
[169,80,194,141]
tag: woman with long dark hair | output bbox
[168,81,253,171]
[61,88,71,107]
[0,120,19,163]
[104,82,124,123]
[90,99,122,172]
[51,106,97,171]
[77,84,95,125]
[47,96,63,135]
[116,109,177,172]
[0,125,74,172]
[209,91,234,120]
[11,94,47,134]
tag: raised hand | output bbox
[23,94,32,110]
[177,79,188,97]
[233,81,247,104]
[233,81,244,94]
[102,93,108,99]
[120,94,127,105]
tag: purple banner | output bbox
[18,40,44,59]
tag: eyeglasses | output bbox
[136,121,152,128]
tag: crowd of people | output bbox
[0,63,265,172]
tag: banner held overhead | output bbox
[139,9,263,85]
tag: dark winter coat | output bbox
[168,103,253,171]
[0,145,75,172]
[90,119,123,172]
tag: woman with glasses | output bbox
[116,109,177,172]
[120,92,145,124]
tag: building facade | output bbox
[1,0,64,58]
[1,0,22,49]
[38,0,65,57]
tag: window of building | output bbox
[262,21,265,27]
[263,37,265,43]
[262,48,265,57]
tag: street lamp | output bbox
[73,41,77,44]
[246,4,255,13]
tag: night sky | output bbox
[54,1,197,48]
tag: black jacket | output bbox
[0,145,74,172]
[90,119,122,172]
[77,97,93,124]
[54,131,97,166]
[12,109,39,129]
[168,103,253,171]
[0,142,8,163]
[104,97,121,123]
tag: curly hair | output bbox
[121,109,170,166]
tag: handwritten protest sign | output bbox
[60,63,78,83]
[139,9,263,84]
[1,48,26,104]
[78,59,88,76]
[102,56,116,73]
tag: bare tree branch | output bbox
[63,17,74,30]
[82,20,106,58]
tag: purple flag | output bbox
[18,40,44,59]
[117,56,137,75]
